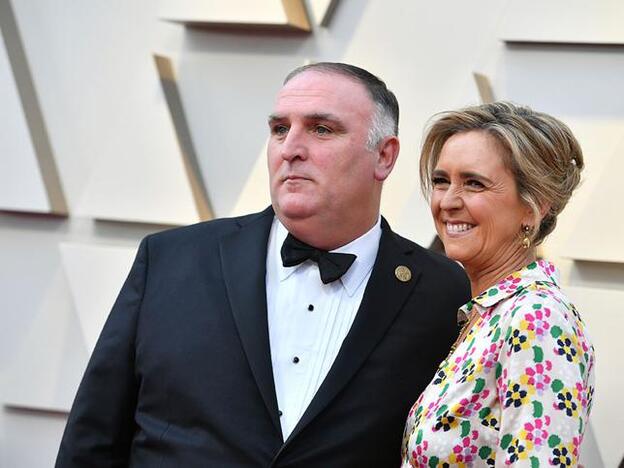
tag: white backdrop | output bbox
[1,1,622,466]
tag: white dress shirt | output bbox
[266,216,382,439]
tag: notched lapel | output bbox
[284,219,422,444]
[219,207,282,434]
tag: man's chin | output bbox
[274,198,317,222]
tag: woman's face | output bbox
[430,130,532,273]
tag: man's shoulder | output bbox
[385,228,467,283]
[145,207,273,249]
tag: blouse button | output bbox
[292,356,300,364]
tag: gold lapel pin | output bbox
[394,265,412,282]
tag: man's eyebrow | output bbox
[304,112,341,122]
[267,113,342,123]
[267,113,284,123]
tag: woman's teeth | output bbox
[446,223,474,233]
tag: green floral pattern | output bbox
[401,260,594,467]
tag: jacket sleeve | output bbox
[55,236,149,468]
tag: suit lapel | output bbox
[284,219,422,444]
[219,207,282,434]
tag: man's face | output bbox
[267,71,379,234]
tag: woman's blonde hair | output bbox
[420,101,584,245]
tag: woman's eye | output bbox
[466,179,485,189]
[431,177,449,187]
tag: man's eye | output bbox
[271,125,288,135]
[431,177,449,187]
[314,125,332,135]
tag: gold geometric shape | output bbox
[154,55,213,221]
[307,0,340,27]
[0,0,67,215]
[160,0,311,32]
[472,72,495,104]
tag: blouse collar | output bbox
[460,259,561,317]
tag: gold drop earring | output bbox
[521,225,532,249]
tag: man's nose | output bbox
[280,127,308,161]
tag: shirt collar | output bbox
[460,259,561,317]
[274,216,382,297]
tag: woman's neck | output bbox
[466,249,536,297]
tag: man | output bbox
[56,63,470,467]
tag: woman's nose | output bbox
[439,186,463,210]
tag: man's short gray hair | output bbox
[284,62,399,150]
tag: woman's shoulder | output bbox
[495,276,595,380]
[503,279,588,340]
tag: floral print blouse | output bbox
[401,260,595,467]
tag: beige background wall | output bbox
[1,1,622,466]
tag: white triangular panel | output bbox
[160,0,310,31]
[0,32,49,213]
[307,0,339,27]
[60,243,137,354]
[230,142,270,217]
[500,0,624,44]
[559,131,624,263]
[565,286,624,467]
[74,51,201,225]
[393,186,437,248]
[3,271,87,412]
[161,0,286,24]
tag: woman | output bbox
[402,102,595,467]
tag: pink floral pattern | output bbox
[401,260,595,467]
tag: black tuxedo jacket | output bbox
[56,207,470,467]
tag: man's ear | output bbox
[373,136,400,181]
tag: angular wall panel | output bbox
[154,54,213,221]
[60,243,137,354]
[561,135,624,263]
[160,0,311,32]
[308,0,340,27]
[75,53,204,226]
[0,0,66,214]
[3,271,86,412]
[394,187,437,249]
[500,0,624,44]
[472,72,495,104]
[230,142,270,216]
[565,286,624,468]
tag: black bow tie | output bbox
[281,234,356,284]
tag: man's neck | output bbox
[279,213,380,251]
